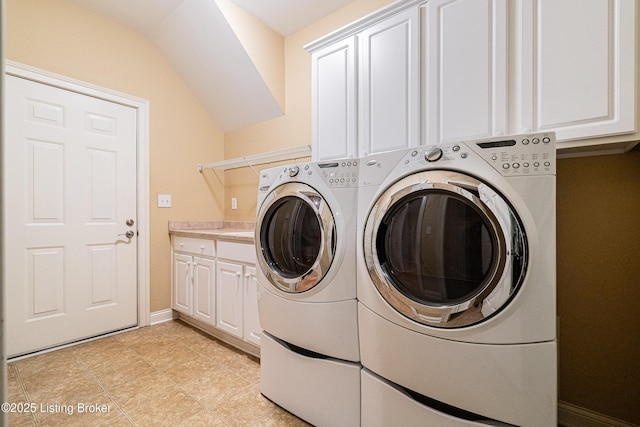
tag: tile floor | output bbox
[7,320,311,426]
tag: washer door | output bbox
[257,182,335,293]
[364,170,527,328]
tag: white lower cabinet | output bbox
[172,251,215,326]
[171,235,261,349]
[214,263,261,346]
[216,260,244,337]
[192,257,216,325]
[173,253,193,316]
[243,266,261,346]
[216,240,261,346]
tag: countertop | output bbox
[168,221,255,244]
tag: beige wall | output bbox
[223,0,395,221]
[216,0,285,111]
[556,148,640,424]
[5,0,226,312]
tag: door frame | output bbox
[5,60,151,328]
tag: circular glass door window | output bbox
[262,196,322,278]
[377,189,497,306]
[257,183,335,293]
[364,170,527,327]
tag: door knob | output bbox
[118,230,135,239]
[126,219,135,226]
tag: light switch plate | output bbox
[158,194,172,208]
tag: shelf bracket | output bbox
[198,145,312,173]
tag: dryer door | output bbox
[364,170,527,328]
[257,182,335,293]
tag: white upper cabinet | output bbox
[358,7,421,155]
[307,0,424,161]
[422,0,508,144]
[308,0,637,159]
[511,0,636,151]
[311,38,357,160]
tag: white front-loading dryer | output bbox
[357,133,557,426]
[255,160,359,361]
[256,161,361,427]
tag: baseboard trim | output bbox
[149,309,176,325]
[175,313,260,359]
[559,401,636,427]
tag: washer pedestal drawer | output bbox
[362,369,512,427]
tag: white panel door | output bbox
[5,74,138,357]
[423,0,508,144]
[359,7,420,155]
[216,261,243,338]
[311,37,357,161]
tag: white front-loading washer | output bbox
[255,160,360,427]
[357,133,557,426]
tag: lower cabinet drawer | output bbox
[173,236,215,257]
[217,240,256,263]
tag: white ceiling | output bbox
[230,0,355,36]
[70,0,354,37]
[68,0,185,35]
[68,0,355,131]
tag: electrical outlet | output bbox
[158,194,172,208]
[231,197,238,210]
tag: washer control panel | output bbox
[465,132,556,176]
[314,160,359,188]
[396,132,555,177]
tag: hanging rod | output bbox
[198,145,312,172]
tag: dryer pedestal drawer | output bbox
[260,332,360,427]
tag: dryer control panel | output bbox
[464,132,556,176]
[258,161,359,194]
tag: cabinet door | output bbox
[173,253,193,315]
[193,257,215,326]
[216,261,244,338]
[514,0,636,143]
[359,7,420,155]
[243,266,261,346]
[423,0,508,144]
[311,37,357,161]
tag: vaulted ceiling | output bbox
[68,0,354,131]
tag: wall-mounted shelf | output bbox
[198,145,311,172]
